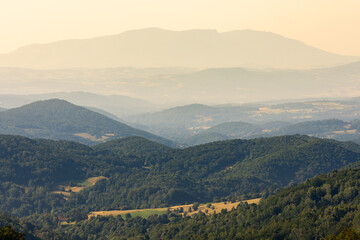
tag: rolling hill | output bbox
[129,168,360,239]
[186,119,360,145]
[0,28,358,69]
[2,134,359,217]
[4,165,360,239]
[0,99,174,146]
[127,98,360,142]
[0,91,162,118]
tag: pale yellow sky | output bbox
[1,0,359,55]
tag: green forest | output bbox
[1,134,360,239]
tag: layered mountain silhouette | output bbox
[0,28,358,69]
[0,99,174,146]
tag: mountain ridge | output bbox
[0,28,358,69]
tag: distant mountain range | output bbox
[0,99,174,146]
[1,61,360,105]
[0,28,358,69]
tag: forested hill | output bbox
[93,136,172,157]
[4,166,360,239]
[1,134,360,218]
[143,168,360,239]
[0,99,174,146]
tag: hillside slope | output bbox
[0,99,174,146]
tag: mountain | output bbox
[85,106,123,122]
[0,99,174,146]
[186,132,228,146]
[186,119,360,146]
[276,119,349,135]
[204,121,262,137]
[186,121,262,145]
[127,98,360,142]
[0,91,163,118]
[0,28,358,69]
[127,104,223,141]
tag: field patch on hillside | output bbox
[88,198,261,219]
[52,176,107,199]
[74,132,110,142]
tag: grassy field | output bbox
[52,176,107,199]
[88,198,261,219]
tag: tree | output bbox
[0,225,26,240]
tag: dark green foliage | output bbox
[0,225,25,240]
[12,168,360,239]
[0,213,38,240]
[93,136,171,157]
[1,134,359,220]
[143,168,360,239]
[325,228,360,240]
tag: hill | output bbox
[131,168,360,239]
[186,132,229,146]
[10,166,360,239]
[185,121,262,145]
[2,134,359,217]
[186,119,360,145]
[0,99,174,146]
[127,98,360,143]
[0,91,162,118]
[93,136,172,157]
[0,28,358,69]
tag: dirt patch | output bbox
[74,133,109,142]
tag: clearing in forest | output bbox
[88,198,261,219]
[52,176,107,199]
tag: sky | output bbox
[0,0,360,56]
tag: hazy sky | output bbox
[1,0,360,55]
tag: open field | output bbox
[88,198,261,219]
[52,176,107,199]
[74,132,109,142]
